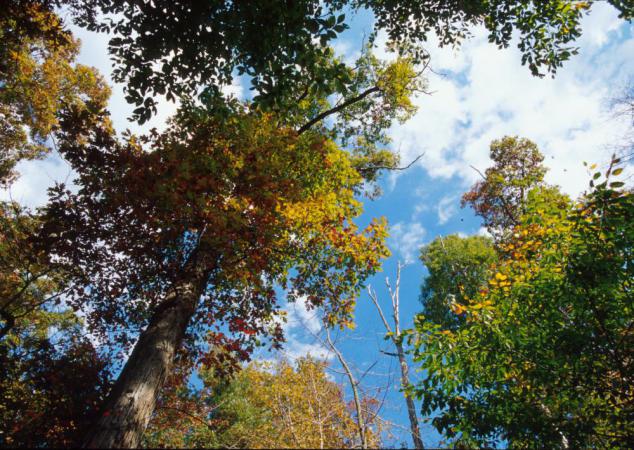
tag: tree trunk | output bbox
[396,340,425,450]
[368,265,425,449]
[84,270,207,448]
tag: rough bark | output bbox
[84,270,207,448]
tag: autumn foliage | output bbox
[2,2,633,448]
[144,358,382,449]
[413,152,634,447]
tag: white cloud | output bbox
[389,221,426,263]
[279,340,332,362]
[576,5,624,48]
[284,296,322,335]
[387,2,633,199]
[411,201,430,221]
[275,295,333,362]
[0,157,75,209]
[221,79,245,100]
[437,194,459,225]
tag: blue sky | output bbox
[4,3,633,448]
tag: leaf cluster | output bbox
[0,290,110,447]
[143,357,382,448]
[51,0,633,123]
[0,0,110,184]
[39,100,389,364]
[411,155,633,447]
[418,234,497,331]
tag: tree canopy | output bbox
[410,152,634,447]
[144,358,382,448]
[42,90,397,364]
[419,234,497,331]
[0,0,109,184]
[1,2,633,448]
[57,0,632,122]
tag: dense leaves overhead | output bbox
[56,0,633,122]
[363,0,634,76]
[67,0,355,123]
[41,98,389,361]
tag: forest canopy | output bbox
[1,1,632,448]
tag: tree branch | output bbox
[469,164,520,227]
[297,86,380,135]
[361,153,425,173]
[324,327,368,449]
[154,405,215,431]
[368,285,393,334]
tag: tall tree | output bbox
[461,136,549,235]
[0,3,419,445]
[41,90,405,446]
[410,155,633,447]
[144,358,382,449]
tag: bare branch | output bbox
[361,152,425,173]
[368,285,393,334]
[370,264,425,450]
[469,164,487,181]
[325,327,368,449]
